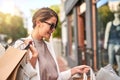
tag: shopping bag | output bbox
[96,64,120,80]
[0,46,27,80]
[83,68,96,80]
[73,68,96,80]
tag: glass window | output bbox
[67,10,76,59]
[97,0,120,75]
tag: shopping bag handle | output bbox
[16,39,32,50]
[83,68,96,80]
[23,41,32,50]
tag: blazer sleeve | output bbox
[14,40,37,79]
[57,69,72,80]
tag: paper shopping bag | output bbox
[96,64,120,80]
[0,46,27,80]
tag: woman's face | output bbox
[38,17,57,40]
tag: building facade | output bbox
[62,0,120,71]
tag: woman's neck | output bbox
[31,29,43,41]
[113,13,120,25]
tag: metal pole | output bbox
[85,0,93,68]
[92,0,97,71]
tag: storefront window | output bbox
[97,0,120,74]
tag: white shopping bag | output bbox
[96,64,120,80]
[83,68,96,80]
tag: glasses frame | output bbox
[44,21,56,30]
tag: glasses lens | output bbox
[43,21,56,30]
[50,24,55,30]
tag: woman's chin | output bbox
[43,38,50,42]
[47,35,51,39]
[43,36,50,41]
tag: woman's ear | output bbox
[36,20,41,27]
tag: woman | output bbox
[14,7,90,80]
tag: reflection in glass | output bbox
[97,0,120,75]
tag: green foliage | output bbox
[50,5,60,13]
[50,5,61,38]
[0,12,28,42]
[52,19,61,38]
[98,4,114,28]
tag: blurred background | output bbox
[0,0,120,74]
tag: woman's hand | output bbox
[24,39,38,68]
[71,65,90,76]
[24,39,38,58]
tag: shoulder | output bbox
[14,36,32,44]
[106,21,113,30]
[13,36,31,48]
[13,39,24,48]
[106,21,112,27]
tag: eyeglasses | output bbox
[44,21,56,30]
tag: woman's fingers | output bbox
[29,45,38,57]
[78,65,90,73]
[24,39,38,57]
[24,39,33,45]
[71,65,90,75]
